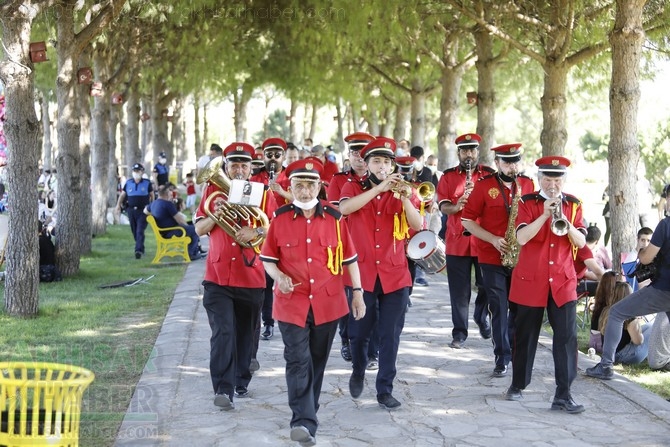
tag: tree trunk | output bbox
[108,104,121,210]
[289,99,298,143]
[91,50,111,237]
[393,100,410,142]
[540,62,569,156]
[437,62,463,170]
[335,99,345,148]
[41,93,53,170]
[55,4,82,276]
[150,95,171,169]
[379,106,392,137]
[309,103,318,140]
[366,103,380,136]
[608,0,647,266]
[473,23,496,166]
[0,6,41,316]
[171,97,184,182]
[234,88,250,142]
[78,80,93,253]
[410,81,426,149]
[202,102,208,152]
[124,83,140,168]
[193,97,202,158]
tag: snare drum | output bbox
[406,230,446,274]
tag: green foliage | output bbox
[0,225,186,447]
[580,130,609,162]
[253,109,290,142]
[641,122,670,194]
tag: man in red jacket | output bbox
[505,156,586,414]
[261,158,365,446]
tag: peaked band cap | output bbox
[132,163,145,171]
[251,152,265,166]
[535,155,571,176]
[360,137,397,160]
[492,143,523,162]
[455,133,482,148]
[262,137,287,152]
[395,156,416,169]
[285,158,323,180]
[345,132,376,150]
[223,142,254,161]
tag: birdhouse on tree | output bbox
[89,82,103,97]
[466,91,478,105]
[29,42,48,63]
[140,113,150,122]
[111,93,124,105]
[77,67,93,84]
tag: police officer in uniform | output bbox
[505,156,586,414]
[195,142,277,410]
[261,158,365,447]
[153,151,170,187]
[115,163,153,259]
[461,144,535,377]
[437,133,494,348]
[339,137,423,410]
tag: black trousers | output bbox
[480,263,515,367]
[445,255,488,341]
[279,311,339,437]
[511,298,578,400]
[202,282,264,400]
[349,277,408,395]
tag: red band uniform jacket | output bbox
[437,164,495,256]
[509,192,585,307]
[461,174,535,265]
[195,182,278,288]
[260,202,358,327]
[340,180,416,293]
[251,168,291,206]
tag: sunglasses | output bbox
[265,152,283,159]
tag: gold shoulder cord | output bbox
[327,218,344,275]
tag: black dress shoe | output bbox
[505,385,523,401]
[349,374,364,398]
[261,325,273,340]
[234,385,249,398]
[377,393,401,410]
[341,343,352,362]
[551,396,585,414]
[492,364,508,377]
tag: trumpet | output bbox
[550,197,569,236]
[417,181,435,202]
[390,179,414,199]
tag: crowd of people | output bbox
[108,134,670,447]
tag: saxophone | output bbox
[501,174,522,268]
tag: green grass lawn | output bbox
[0,224,187,446]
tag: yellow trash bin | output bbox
[0,362,95,447]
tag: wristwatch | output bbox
[255,227,264,236]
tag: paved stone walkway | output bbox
[115,253,670,446]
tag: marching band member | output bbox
[437,133,494,349]
[339,136,423,410]
[506,156,586,414]
[195,142,277,410]
[261,158,365,447]
[461,144,535,377]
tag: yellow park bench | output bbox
[146,215,191,264]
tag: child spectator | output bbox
[589,271,618,353]
[183,172,197,214]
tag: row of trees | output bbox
[0,0,668,316]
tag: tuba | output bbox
[196,156,269,249]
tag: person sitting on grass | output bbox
[596,281,652,365]
[648,311,670,372]
[588,271,619,353]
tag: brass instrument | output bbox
[550,198,569,236]
[462,159,474,236]
[501,174,522,268]
[417,181,435,203]
[196,156,269,249]
[390,179,414,199]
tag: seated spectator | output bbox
[585,224,611,272]
[621,227,654,291]
[589,271,618,353]
[648,312,670,371]
[574,244,605,297]
[145,185,203,261]
[38,221,61,282]
[596,281,651,365]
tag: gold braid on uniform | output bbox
[327,219,344,275]
[393,210,410,253]
[570,202,578,260]
[251,189,270,255]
